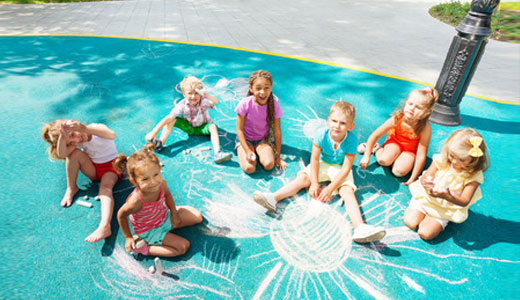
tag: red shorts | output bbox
[93,159,121,182]
[383,137,418,158]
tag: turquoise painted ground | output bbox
[1,36,519,300]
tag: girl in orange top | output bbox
[359,88,438,185]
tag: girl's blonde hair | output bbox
[392,88,439,136]
[42,119,67,160]
[113,144,161,184]
[247,70,275,138]
[330,101,355,123]
[440,128,490,174]
[180,75,204,94]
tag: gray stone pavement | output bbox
[0,0,518,103]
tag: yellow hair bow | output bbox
[468,136,484,157]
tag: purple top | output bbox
[235,95,283,141]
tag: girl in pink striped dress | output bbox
[115,144,202,257]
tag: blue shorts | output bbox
[234,137,270,150]
[136,211,172,246]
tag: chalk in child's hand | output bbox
[199,146,211,152]
[94,195,101,201]
[77,200,93,208]
[83,195,89,200]
[154,257,163,274]
[148,266,156,274]
[250,153,256,161]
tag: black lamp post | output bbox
[430,0,500,126]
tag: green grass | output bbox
[430,1,520,43]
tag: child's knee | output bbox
[391,167,409,177]
[242,164,256,174]
[193,211,203,224]
[179,240,190,255]
[376,156,392,166]
[262,160,274,171]
[417,226,439,240]
[403,217,418,230]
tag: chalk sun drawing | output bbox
[246,167,519,299]
[288,105,328,140]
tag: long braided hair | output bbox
[247,70,275,141]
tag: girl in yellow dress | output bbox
[403,128,490,240]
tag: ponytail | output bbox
[41,120,66,160]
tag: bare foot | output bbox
[61,186,79,207]
[85,225,111,243]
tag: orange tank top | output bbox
[386,117,420,152]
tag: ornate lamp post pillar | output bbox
[430,0,500,126]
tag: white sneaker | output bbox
[214,151,232,163]
[357,143,381,155]
[253,191,276,212]
[352,224,386,243]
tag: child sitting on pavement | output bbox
[145,75,232,163]
[253,101,386,243]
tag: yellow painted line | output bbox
[2,34,518,105]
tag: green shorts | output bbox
[136,211,172,246]
[175,118,212,135]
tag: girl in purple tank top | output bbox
[114,144,203,257]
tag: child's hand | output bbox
[430,186,451,199]
[317,185,334,203]
[360,154,370,169]
[309,183,320,199]
[247,152,257,163]
[171,215,182,229]
[125,237,135,253]
[421,175,435,190]
[275,157,287,170]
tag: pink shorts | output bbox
[93,159,121,182]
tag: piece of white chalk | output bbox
[199,146,211,152]
[83,195,89,200]
[94,195,101,201]
[154,257,163,274]
[148,266,156,274]
[186,149,191,153]
[77,200,93,208]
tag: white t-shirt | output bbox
[81,134,118,164]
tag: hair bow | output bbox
[423,87,434,94]
[468,136,484,157]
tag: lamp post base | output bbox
[429,103,461,126]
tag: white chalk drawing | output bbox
[88,79,519,300]
[141,43,177,59]
[92,245,243,300]
[288,105,328,140]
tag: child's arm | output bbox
[162,180,182,229]
[57,121,82,158]
[203,92,219,106]
[56,132,77,158]
[85,123,116,140]
[318,154,355,202]
[308,144,322,199]
[236,114,256,162]
[403,123,432,185]
[117,195,143,253]
[272,118,287,170]
[146,114,176,141]
[360,118,395,169]
[429,181,480,207]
